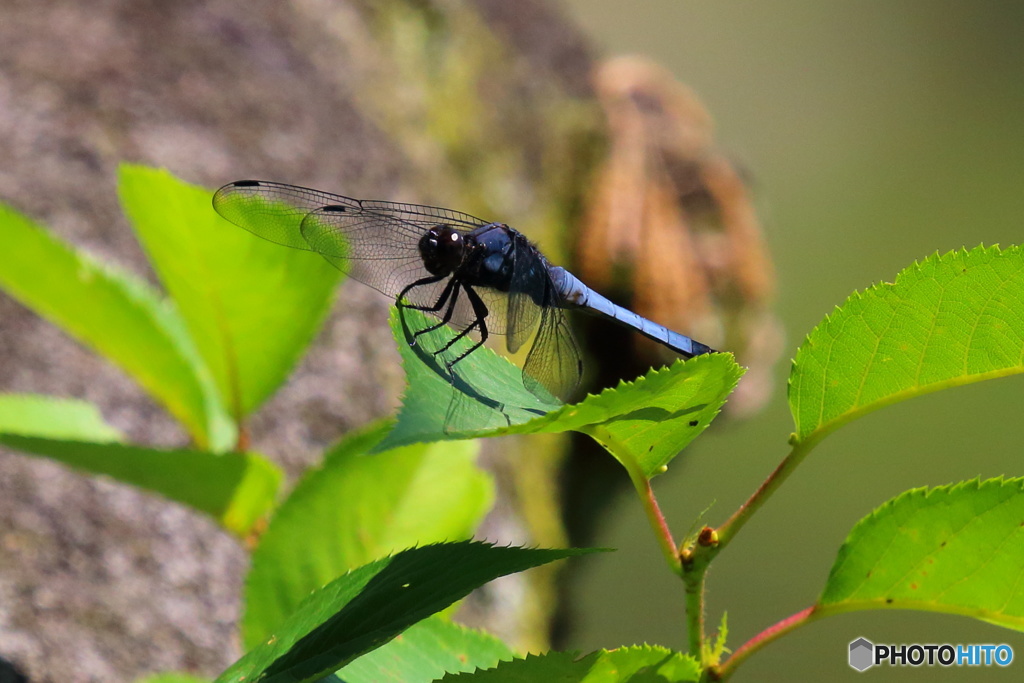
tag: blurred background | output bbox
[0,1,1022,681]
[562,2,1024,682]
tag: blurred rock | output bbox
[0,1,595,680]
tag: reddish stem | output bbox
[712,606,819,680]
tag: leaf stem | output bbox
[584,425,681,574]
[235,423,250,452]
[635,473,682,575]
[682,435,819,674]
[712,606,819,680]
[714,435,817,549]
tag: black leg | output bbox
[438,284,490,372]
[397,274,446,305]
[395,274,453,347]
[412,280,462,340]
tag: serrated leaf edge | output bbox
[789,244,1024,444]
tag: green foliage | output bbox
[0,166,349,539]
[820,477,1024,630]
[0,394,122,441]
[216,542,601,683]
[330,616,515,682]
[7,164,1024,681]
[135,674,210,683]
[243,421,493,647]
[0,202,233,449]
[119,165,342,420]
[702,613,729,667]
[0,394,281,537]
[381,308,743,479]
[440,646,700,682]
[789,246,1024,444]
[2,435,281,537]
[382,309,564,444]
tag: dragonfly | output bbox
[213,180,715,428]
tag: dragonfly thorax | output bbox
[461,223,517,291]
[419,225,466,276]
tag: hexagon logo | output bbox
[849,637,875,671]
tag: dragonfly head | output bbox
[419,225,465,276]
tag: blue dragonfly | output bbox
[213,180,714,427]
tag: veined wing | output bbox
[300,205,515,332]
[505,236,548,354]
[522,303,582,402]
[212,180,489,248]
[213,180,488,302]
[213,180,512,332]
[213,181,362,250]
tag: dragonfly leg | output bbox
[397,274,447,307]
[410,281,463,341]
[438,284,490,372]
[396,274,455,347]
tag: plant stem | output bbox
[584,425,681,574]
[713,606,819,680]
[683,560,706,657]
[714,436,816,549]
[682,436,820,674]
[629,456,682,576]
[235,424,250,452]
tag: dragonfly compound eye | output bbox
[419,225,464,276]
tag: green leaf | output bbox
[0,434,281,537]
[0,203,233,450]
[790,245,1024,444]
[329,616,514,682]
[439,646,700,682]
[386,309,562,440]
[0,394,279,534]
[117,165,342,419]
[819,478,1024,631]
[380,308,742,478]
[216,542,600,683]
[243,421,492,646]
[0,394,122,441]
[702,612,729,667]
[561,355,741,478]
[135,674,210,683]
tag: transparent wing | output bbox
[303,206,514,335]
[505,238,546,354]
[300,206,432,301]
[506,291,537,353]
[522,304,582,402]
[213,180,363,250]
[213,180,510,331]
[212,180,489,245]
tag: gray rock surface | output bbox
[0,1,593,680]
